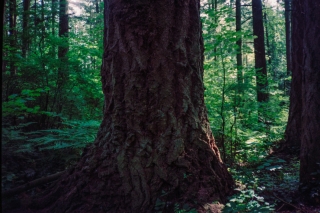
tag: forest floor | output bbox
[227,150,320,213]
[1,143,320,213]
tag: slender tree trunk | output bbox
[220,45,227,162]
[1,0,6,73]
[284,0,292,95]
[212,0,218,61]
[32,1,234,212]
[233,0,242,162]
[282,0,303,153]
[58,0,68,66]
[284,0,292,76]
[22,0,31,58]
[40,0,45,49]
[55,0,68,114]
[263,8,271,67]
[236,0,243,91]
[9,0,17,76]
[50,0,57,57]
[95,0,99,13]
[252,0,269,121]
[299,0,320,203]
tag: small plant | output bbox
[223,189,275,213]
[174,203,197,213]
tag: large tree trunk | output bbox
[282,0,303,153]
[299,0,320,204]
[32,0,234,212]
[252,0,269,121]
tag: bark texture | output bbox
[283,0,303,152]
[299,0,320,204]
[32,0,234,212]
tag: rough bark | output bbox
[283,0,303,152]
[252,0,269,118]
[30,0,234,212]
[299,0,320,204]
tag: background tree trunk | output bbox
[236,0,243,92]
[33,0,234,212]
[299,0,320,204]
[1,0,6,74]
[9,0,17,76]
[22,0,31,58]
[283,0,303,153]
[284,0,292,93]
[54,0,69,114]
[252,0,269,121]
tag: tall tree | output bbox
[50,0,57,57]
[8,0,17,76]
[58,0,68,66]
[1,0,6,73]
[54,0,69,113]
[236,0,243,90]
[284,0,292,77]
[252,0,269,120]
[22,0,31,58]
[298,0,320,203]
[31,0,234,212]
[282,0,303,152]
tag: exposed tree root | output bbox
[2,171,65,198]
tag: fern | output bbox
[25,120,100,151]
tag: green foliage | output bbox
[2,0,104,156]
[25,119,100,151]
[202,2,289,164]
[224,155,300,212]
[2,118,99,153]
[223,189,275,213]
[174,204,197,213]
[2,88,49,117]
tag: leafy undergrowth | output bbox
[222,152,320,213]
[2,143,320,212]
[1,119,99,212]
